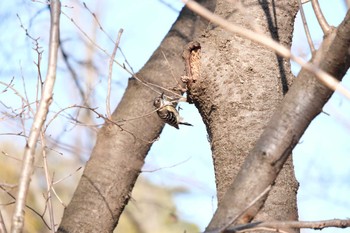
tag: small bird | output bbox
[153,93,193,129]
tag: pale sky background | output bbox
[0,1,349,233]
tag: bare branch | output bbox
[49,167,82,208]
[107,29,123,119]
[161,50,182,90]
[82,2,115,44]
[11,1,61,232]
[0,81,34,115]
[311,0,331,34]
[1,150,42,169]
[40,132,55,232]
[0,209,7,233]
[51,187,67,208]
[0,186,52,230]
[226,219,350,232]
[142,157,191,172]
[61,10,183,99]
[59,36,85,100]
[52,167,82,185]
[82,2,136,74]
[182,0,350,100]
[297,0,315,52]
[0,182,17,190]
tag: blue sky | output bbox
[0,1,349,232]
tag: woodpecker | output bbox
[153,93,193,129]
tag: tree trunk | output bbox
[57,1,216,232]
[184,0,299,231]
[185,2,350,233]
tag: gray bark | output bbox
[57,1,216,232]
[182,0,300,232]
[199,5,350,233]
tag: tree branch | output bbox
[311,0,330,34]
[298,0,315,52]
[107,29,123,119]
[226,219,350,232]
[10,1,61,233]
[0,209,7,233]
[57,1,217,232]
[40,131,55,232]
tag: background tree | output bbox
[0,0,350,233]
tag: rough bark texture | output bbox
[203,7,350,233]
[57,1,216,232]
[185,0,299,231]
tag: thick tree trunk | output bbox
[184,0,299,231]
[185,3,350,233]
[57,1,215,232]
[204,9,350,231]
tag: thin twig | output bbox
[59,36,85,99]
[0,82,32,114]
[44,104,97,132]
[0,208,7,233]
[0,186,52,230]
[297,0,315,52]
[161,50,179,86]
[82,2,136,74]
[236,226,290,233]
[142,157,191,172]
[182,0,350,100]
[82,2,115,43]
[44,103,157,144]
[17,13,44,107]
[11,1,61,233]
[19,63,35,115]
[46,167,82,208]
[61,10,183,99]
[52,167,82,185]
[0,182,17,189]
[51,186,67,208]
[77,105,158,144]
[116,108,159,123]
[1,151,43,169]
[107,29,123,119]
[40,132,55,232]
[311,0,330,34]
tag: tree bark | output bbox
[191,4,350,233]
[57,1,216,232]
[183,0,299,231]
